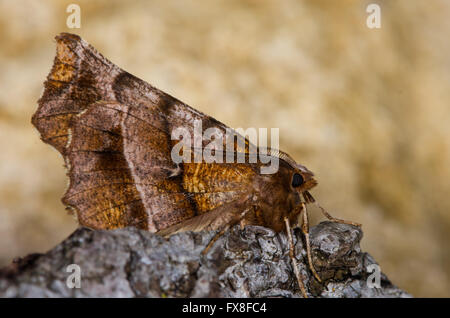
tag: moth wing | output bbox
[64,101,206,232]
[61,101,144,229]
[34,33,262,232]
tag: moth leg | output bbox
[303,191,361,227]
[239,218,246,230]
[300,202,322,282]
[284,216,308,298]
[201,206,253,255]
[315,202,361,227]
[201,223,232,255]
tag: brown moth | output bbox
[32,33,360,297]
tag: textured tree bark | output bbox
[0,221,410,298]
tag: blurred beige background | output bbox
[0,0,449,297]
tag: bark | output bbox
[0,221,410,298]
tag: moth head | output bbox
[267,149,318,199]
[290,165,317,194]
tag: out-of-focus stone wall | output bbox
[0,0,449,297]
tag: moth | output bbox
[32,33,360,297]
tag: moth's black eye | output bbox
[292,173,304,188]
